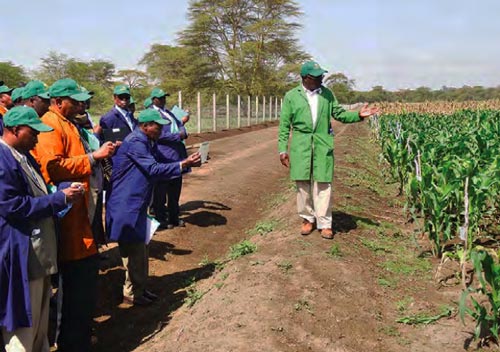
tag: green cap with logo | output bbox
[11,88,25,102]
[49,78,92,101]
[0,83,13,94]
[3,106,53,132]
[149,87,170,98]
[113,84,130,96]
[22,80,50,100]
[300,61,328,77]
[138,109,169,125]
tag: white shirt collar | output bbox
[302,84,322,95]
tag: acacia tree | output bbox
[178,0,308,96]
[0,61,29,87]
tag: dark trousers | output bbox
[57,255,99,352]
[152,177,183,225]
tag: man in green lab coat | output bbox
[278,61,378,239]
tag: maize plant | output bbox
[375,109,500,257]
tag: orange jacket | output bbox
[32,106,97,262]
[0,105,7,116]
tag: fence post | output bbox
[226,94,230,130]
[247,96,251,126]
[197,92,201,133]
[275,96,278,120]
[255,96,259,125]
[263,96,266,121]
[237,95,241,128]
[178,90,182,109]
[212,93,217,132]
[269,97,272,121]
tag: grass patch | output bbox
[184,283,205,307]
[228,240,257,260]
[396,296,414,313]
[378,276,399,288]
[294,299,314,314]
[277,260,293,274]
[247,220,279,236]
[326,244,343,258]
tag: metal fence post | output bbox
[275,96,278,120]
[178,90,182,109]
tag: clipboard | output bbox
[102,128,129,143]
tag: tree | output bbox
[0,61,29,87]
[178,0,308,96]
[116,69,149,89]
[325,73,356,104]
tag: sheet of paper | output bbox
[171,105,188,121]
[145,215,160,244]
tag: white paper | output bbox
[198,142,209,163]
[145,215,160,244]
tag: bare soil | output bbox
[93,120,480,352]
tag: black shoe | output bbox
[144,290,158,301]
[122,295,153,306]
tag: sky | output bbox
[2,0,499,91]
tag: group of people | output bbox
[0,78,199,352]
[0,59,377,352]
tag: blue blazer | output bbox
[105,129,181,243]
[99,107,138,134]
[0,144,66,332]
[152,107,188,164]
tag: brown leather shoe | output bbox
[320,228,334,240]
[300,219,315,235]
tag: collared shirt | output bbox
[303,85,322,129]
[152,105,179,133]
[115,105,134,131]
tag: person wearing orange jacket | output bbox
[32,78,116,351]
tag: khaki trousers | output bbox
[2,276,51,352]
[296,180,333,229]
[118,242,149,299]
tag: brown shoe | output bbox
[320,228,334,240]
[301,219,315,236]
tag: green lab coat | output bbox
[278,85,361,182]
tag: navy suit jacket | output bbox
[99,107,138,141]
[0,144,66,331]
[105,129,181,243]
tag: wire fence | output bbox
[175,92,282,133]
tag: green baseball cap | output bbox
[149,87,170,98]
[138,109,169,125]
[11,88,25,102]
[22,80,50,100]
[143,97,153,108]
[300,61,328,77]
[0,84,13,94]
[113,84,130,96]
[3,106,53,132]
[49,78,92,101]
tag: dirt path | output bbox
[94,125,289,351]
[94,121,475,352]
